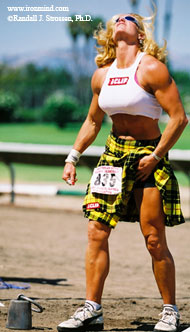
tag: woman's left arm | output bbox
[146,57,188,157]
[136,57,188,181]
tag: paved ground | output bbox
[0,184,190,331]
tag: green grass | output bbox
[159,122,190,149]
[0,121,189,148]
[0,163,92,184]
[0,122,189,186]
[0,122,111,146]
[0,163,188,186]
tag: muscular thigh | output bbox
[134,187,166,240]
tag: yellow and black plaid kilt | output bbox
[83,132,185,228]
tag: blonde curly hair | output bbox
[94,10,167,67]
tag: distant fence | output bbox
[0,142,190,207]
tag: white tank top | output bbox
[98,52,162,120]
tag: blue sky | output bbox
[0,0,189,58]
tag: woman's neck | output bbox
[116,41,140,68]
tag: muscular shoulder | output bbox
[139,55,171,93]
[91,65,111,94]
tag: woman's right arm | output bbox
[62,68,105,185]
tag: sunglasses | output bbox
[115,15,140,28]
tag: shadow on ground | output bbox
[1,276,72,286]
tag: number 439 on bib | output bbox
[90,166,122,195]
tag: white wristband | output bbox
[152,152,162,162]
[65,149,81,166]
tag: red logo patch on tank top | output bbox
[108,77,129,86]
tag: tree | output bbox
[67,16,82,81]
[171,71,190,115]
[163,0,173,42]
[129,0,140,12]
[0,63,73,111]
[43,92,78,127]
[68,17,81,42]
[67,15,105,105]
[67,15,104,76]
[0,91,20,122]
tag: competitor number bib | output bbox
[91,166,122,195]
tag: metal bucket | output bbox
[6,294,43,330]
